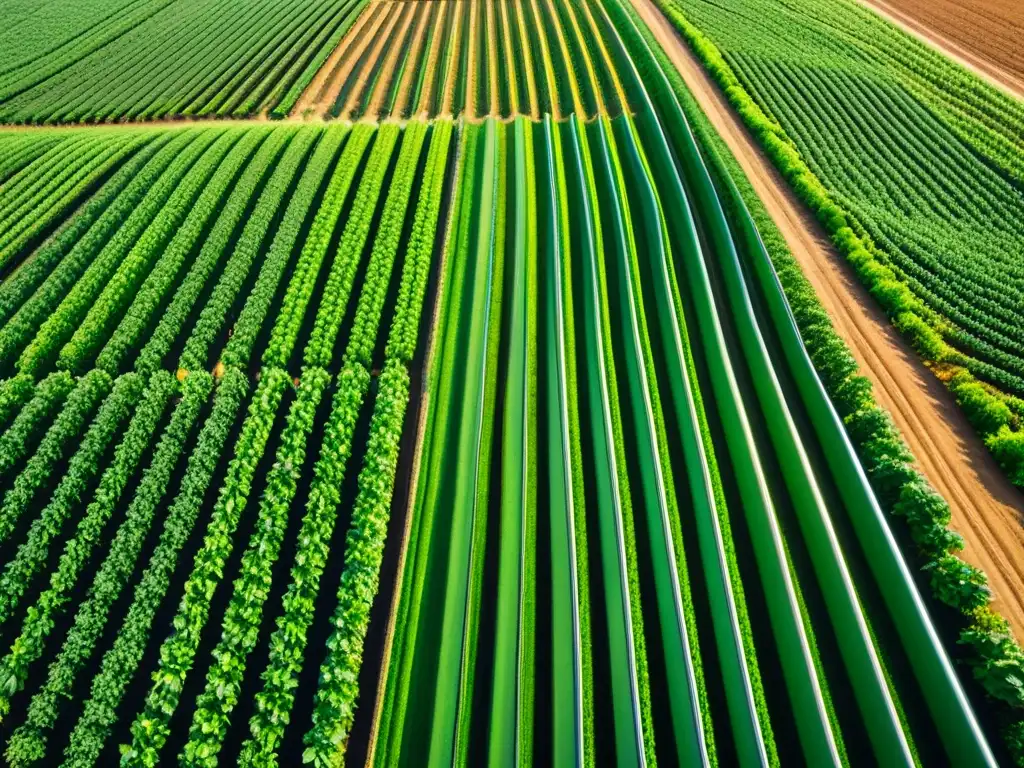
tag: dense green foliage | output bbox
[0,0,367,122]
[0,0,1015,763]
[658,0,1024,485]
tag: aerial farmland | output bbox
[0,0,1022,766]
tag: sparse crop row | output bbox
[315,0,634,121]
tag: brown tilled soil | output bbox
[632,0,1024,636]
[366,3,418,118]
[341,3,404,118]
[291,3,382,117]
[413,1,447,118]
[861,0,1024,99]
[392,3,432,118]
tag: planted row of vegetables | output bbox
[0,118,458,765]
[0,0,1015,761]
[0,0,368,123]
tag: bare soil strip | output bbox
[291,2,381,117]
[366,2,418,117]
[414,1,448,118]
[440,1,464,117]
[390,2,431,118]
[318,3,390,118]
[631,0,1024,635]
[341,2,404,118]
[860,0,1024,101]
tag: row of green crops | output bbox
[655,0,1024,484]
[372,0,1007,760]
[0,0,1018,763]
[0,0,367,123]
[308,0,634,121]
[0,118,459,766]
[0,122,458,382]
[0,128,153,273]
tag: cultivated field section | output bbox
[298,0,635,120]
[0,0,367,123]
[0,120,458,766]
[0,0,1021,765]
[656,0,1024,484]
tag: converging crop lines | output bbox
[297,0,637,121]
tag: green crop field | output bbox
[0,0,1021,766]
[0,0,367,123]
[655,0,1024,485]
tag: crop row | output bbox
[0,113,456,765]
[0,122,457,382]
[373,2,1000,760]
[0,0,367,123]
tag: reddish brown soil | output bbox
[861,0,1024,99]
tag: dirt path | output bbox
[415,1,448,118]
[341,3,403,118]
[631,0,1024,635]
[860,0,1024,101]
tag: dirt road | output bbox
[860,0,1024,101]
[630,0,1024,635]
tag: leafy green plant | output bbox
[63,369,248,768]
[241,363,370,767]
[121,368,291,766]
[182,368,330,767]
[2,373,207,768]
[302,361,408,767]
